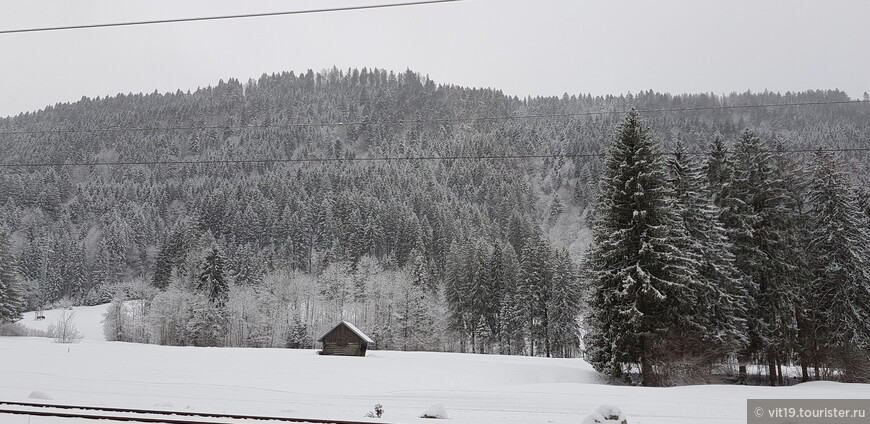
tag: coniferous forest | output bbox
[1,67,869,386]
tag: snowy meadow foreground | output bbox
[1,305,868,424]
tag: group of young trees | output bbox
[101,253,452,351]
[444,236,581,357]
[585,109,870,386]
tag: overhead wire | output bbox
[0,0,468,35]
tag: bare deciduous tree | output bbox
[49,310,83,343]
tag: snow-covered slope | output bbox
[3,305,868,424]
[18,304,110,341]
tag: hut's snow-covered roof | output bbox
[317,321,374,343]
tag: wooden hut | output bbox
[317,321,373,356]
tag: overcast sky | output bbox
[1,0,868,118]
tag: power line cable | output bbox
[0,0,468,35]
[1,147,868,168]
[0,99,866,136]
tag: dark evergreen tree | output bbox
[768,140,812,384]
[483,244,506,345]
[517,234,552,357]
[548,194,564,222]
[444,240,492,353]
[198,247,229,307]
[805,151,870,382]
[546,249,581,358]
[0,232,24,323]
[583,109,699,386]
[152,224,196,289]
[497,243,525,355]
[727,130,800,385]
[465,241,492,352]
[151,244,174,290]
[668,142,747,360]
[704,135,731,206]
[395,278,434,351]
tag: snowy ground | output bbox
[1,304,868,424]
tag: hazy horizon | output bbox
[2,0,869,117]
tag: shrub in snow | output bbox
[364,403,384,418]
[581,404,628,424]
[0,323,30,336]
[420,403,448,419]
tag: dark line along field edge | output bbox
[0,401,400,424]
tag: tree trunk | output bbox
[737,347,751,385]
[641,357,656,387]
[776,357,784,385]
[767,351,778,386]
[641,338,657,386]
[545,342,551,358]
[801,361,809,382]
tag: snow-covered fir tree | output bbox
[0,232,24,324]
[483,244,509,350]
[725,130,801,385]
[518,235,553,357]
[496,244,525,355]
[583,109,701,386]
[395,277,435,351]
[546,249,582,358]
[805,151,870,382]
[667,142,747,359]
[198,247,229,308]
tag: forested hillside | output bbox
[1,67,869,361]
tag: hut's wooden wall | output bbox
[320,324,367,356]
[322,341,363,356]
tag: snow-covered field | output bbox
[2,304,868,424]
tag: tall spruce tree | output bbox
[584,109,699,386]
[705,135,756,383]
[497,243,525,355]
[769,140,811,384]
[444,241,488,352]
[444,242,470,349]
[546,249,582,358]
[484,244,507,346]
[667,142,747,359]
[518,234,552,357]
[726,130,800,385]
[198,247,229,307]
[0,232,24,324]
[805,151,870,381]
